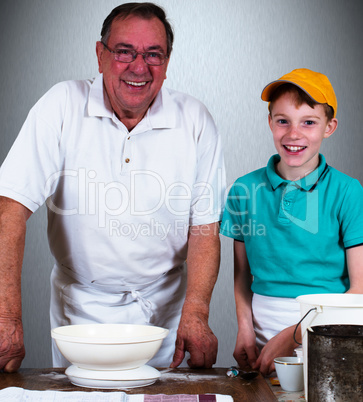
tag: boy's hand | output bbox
[233,325,259,370]
[254,325,299,376]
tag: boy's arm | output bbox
[233,240,259,369]
[256,245,363,376]
[346,244,363,294]
[254,325,301,375]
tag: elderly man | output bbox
[0,2,225,372]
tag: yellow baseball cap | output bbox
[261,68,337,117]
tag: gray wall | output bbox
[1,0,362,368]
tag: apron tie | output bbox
[130,290,153,322]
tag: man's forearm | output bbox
[0,197,30,372]
[170,222,220,368]
[0,197,30,318]
[182,222,220,314]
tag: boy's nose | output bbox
[289,125,301,138]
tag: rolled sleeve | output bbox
[340,178,363,248]
[189,110,226,227]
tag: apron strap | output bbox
[57,262,183,293]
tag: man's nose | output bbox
[128,53,149,73]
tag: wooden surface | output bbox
[0,368,277,402]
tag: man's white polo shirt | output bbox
[0,74,226,287]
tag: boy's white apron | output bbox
[252,293,301,350]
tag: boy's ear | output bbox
[324,118,338,138]
[268,114,272,131]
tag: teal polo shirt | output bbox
[220,154,363,298]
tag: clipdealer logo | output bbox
[224,171,320,236]
[44,167,225,236]
[280,171,319,234]
[224,181,267,237]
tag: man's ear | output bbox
[95,41,104,74]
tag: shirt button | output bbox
[284,200,290,206]
[125,158,130,163]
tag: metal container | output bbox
[297,293,363,399]
[307,325,363,402]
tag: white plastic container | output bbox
[296,293,363,401]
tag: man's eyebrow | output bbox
[113,42,134,49]
[113,43,165,52]
[146,45,165,52]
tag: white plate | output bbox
[65,364,160,389]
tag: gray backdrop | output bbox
[1,0,362,368]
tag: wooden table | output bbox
[0,368,277,401]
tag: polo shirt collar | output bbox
[87,74,113,118]
[87,74,176,129]
[266,154,328,191]
[145,86,176,129]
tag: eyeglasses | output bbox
[101,42,168,66]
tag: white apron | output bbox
[252,293,301,351]
[50,263,187,368]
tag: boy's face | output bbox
[268,92,337,180]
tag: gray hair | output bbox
[100,2,174,57]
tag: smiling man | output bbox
[96,12,170,129]
[0,3,225,372]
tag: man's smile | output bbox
[124,80,148,87]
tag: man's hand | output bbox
[170,222,220,368]
[170,308,218,368]
[0,317,25,372]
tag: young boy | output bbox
[220,68,363,376]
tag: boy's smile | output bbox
[268,92,337,181]
[283,145,306,153]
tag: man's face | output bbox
[96,15,169,125]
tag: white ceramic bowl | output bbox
[51,323,169,370]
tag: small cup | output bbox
[274,356,304,392]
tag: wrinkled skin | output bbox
[0,318,25,372]
[171,309,218,368]
[170,223,220,369]
[0,197,31,372]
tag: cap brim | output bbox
[261,79,327,105]
[261,80,286,101]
